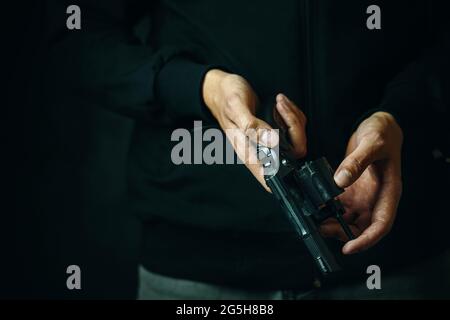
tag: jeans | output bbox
[138,249,450,300]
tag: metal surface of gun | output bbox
[258,145,355,274]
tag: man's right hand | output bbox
[202,69,307,191]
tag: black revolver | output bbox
[258,144,355,274]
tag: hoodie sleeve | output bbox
[45,0,214,120]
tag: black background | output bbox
[3,1,140,299]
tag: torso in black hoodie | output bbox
[83,0,446,289]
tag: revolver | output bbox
[257,133,355,274]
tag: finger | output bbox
[342,162,402,254]
[243,141,271,192]
[276,94,307,158]
[342,211,358,224]
[320,220,361,242]
[225,128,270,192]
[225,95,279,148]
[334,137,382,188]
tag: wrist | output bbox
[202,69,229,113]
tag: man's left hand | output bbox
[320,112,403,255]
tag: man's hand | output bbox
[320,112,403,254]
[202,69,307,190]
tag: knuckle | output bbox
[370,132,387,149]
[298,110,307,125]
[225,92,241,108]
[345,156,363,175]
[286,114,300,127]
[244,117,259,133]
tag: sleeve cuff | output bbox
[155,57,217,121]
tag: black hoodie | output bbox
[46,0,449,290]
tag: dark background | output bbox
[2,1,449,299]
[3,1,140,299]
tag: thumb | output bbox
[334,137,381,188]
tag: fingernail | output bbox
[342,242,354,255]
[276,94,285,103]
[334,169,352,187]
